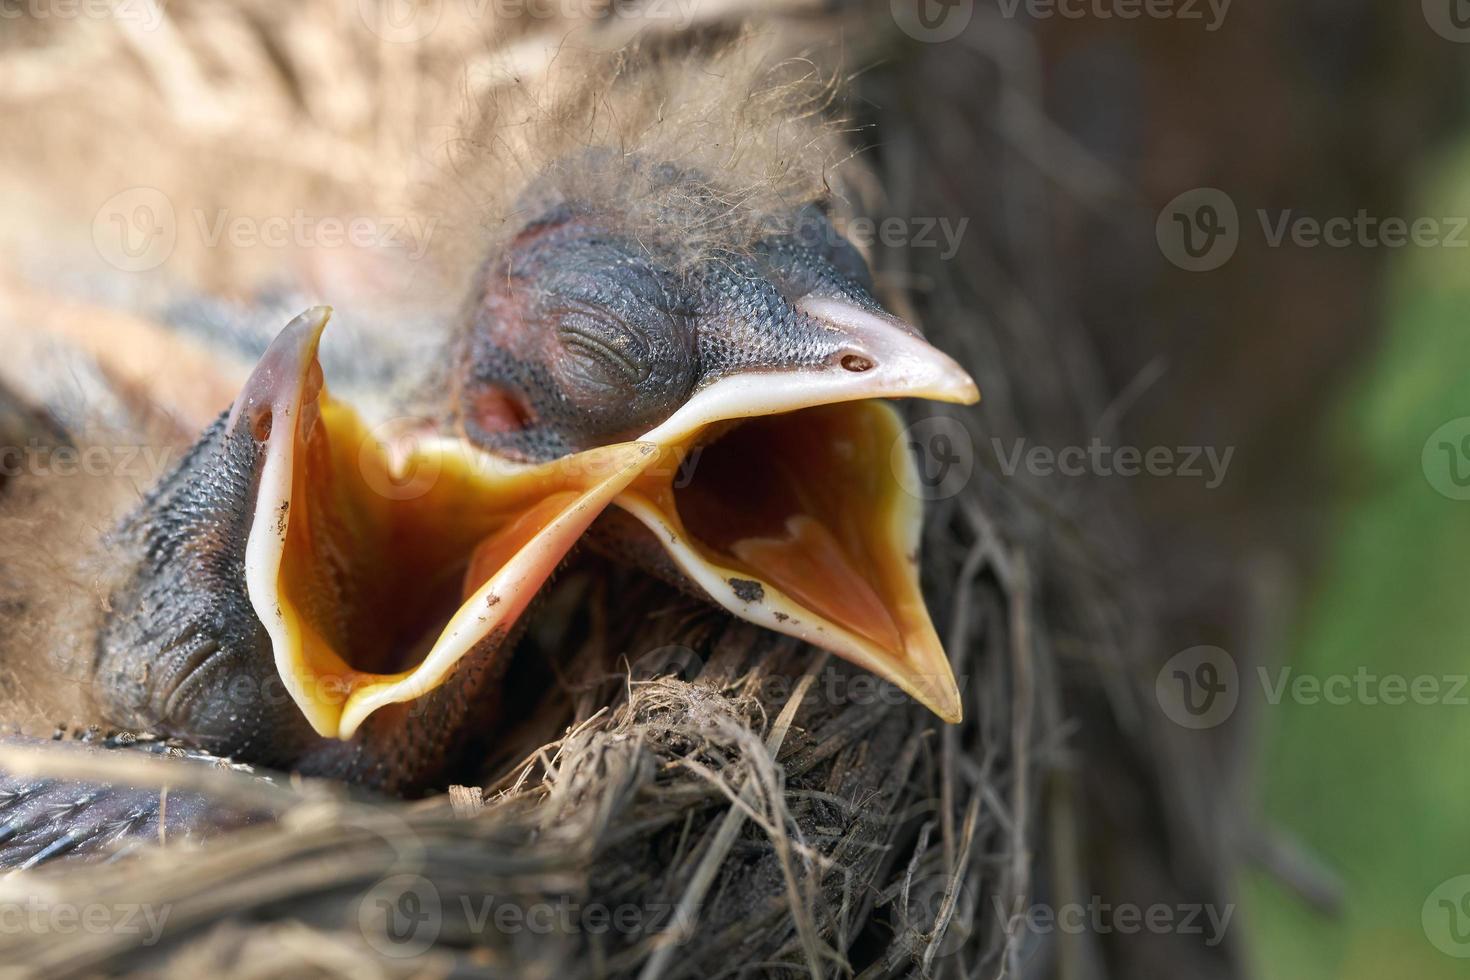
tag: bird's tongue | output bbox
[728,516,903,655]
[673,404,909,656]
[460,493,588,597]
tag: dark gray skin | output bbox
[92,410,512,797]
[452,185,883,461]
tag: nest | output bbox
[0,499,1052,979]
[0,2,1242,977]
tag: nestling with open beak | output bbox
[450,161,979,721]
[77,156,977,794]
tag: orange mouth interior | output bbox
[279,403,572,677]
[632,402,926,662]
[268,398,648,736]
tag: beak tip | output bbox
[935,357,980,407]
[288,305,333,340]
[905,657,964,723]
[925,683,965,725]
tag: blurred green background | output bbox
[1245,143,1470,980]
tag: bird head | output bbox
[96,157,980,775]
[449,159,979,721]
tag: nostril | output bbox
[840,353,874,373]
[252,409,274,442]
[470,386,533,433]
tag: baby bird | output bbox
[78,157,976,796]
[0,34,977,822]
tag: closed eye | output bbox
[556,311,650,385]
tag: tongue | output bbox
[730,515,903,654]
[460,492,584,601]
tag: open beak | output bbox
[615,300,979,723]
[237,308,654,739]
